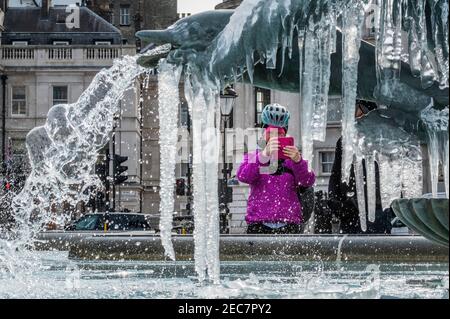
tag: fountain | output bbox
[0,0,448,298]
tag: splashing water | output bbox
[0,45,171,276]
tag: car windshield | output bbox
[75,215,100,231]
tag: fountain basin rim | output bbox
[34,234,449,263]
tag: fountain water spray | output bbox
[0,45,171,275]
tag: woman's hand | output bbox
[262,137,280,157]
[283,146,302,163]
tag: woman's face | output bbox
[264,126,286,142]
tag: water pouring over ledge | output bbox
[0,0,448,292]
[0,45,171,276]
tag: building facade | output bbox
[85,0,178,46]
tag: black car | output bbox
[65,213,153,232]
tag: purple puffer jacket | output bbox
[237,150,316,225]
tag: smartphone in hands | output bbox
[277,137,294,160]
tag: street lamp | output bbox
[219,86,238,234]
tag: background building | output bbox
[85,0,178,47]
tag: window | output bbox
[11,86,27,116]
[120,5,131,26]
[255,87,271,127]
[12,41,28,46]
[53,41,70,45]
[53,86,68,105]
[320,151,335,174]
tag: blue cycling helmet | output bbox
[261,103,290,129]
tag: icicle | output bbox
[404,0,436,88]
[341,1,365,183]
[300,26,316,171]
[184,74,221,283]
[417,0,437,89]
[428,128,441,197]
[204,91,221,284]
[246,51,255,83]
[444,138,449,197]
[311,17,333,142]
[404,0,422,77]
[185,79,208,282]
[378,154,403,210]
[329,10,337,54]
[355,159,368,232]
[366,155,377,223]
[376,0,403,83]
[400,148,423,198]
[430,0,449,89]
[157,61,182,261]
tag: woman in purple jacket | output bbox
[237,104,316,234]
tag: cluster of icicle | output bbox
[0,45,169,273]
[157,62,221,283]
[353,111,424,231]
[206,0,448,232]
[421,104,449,197]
